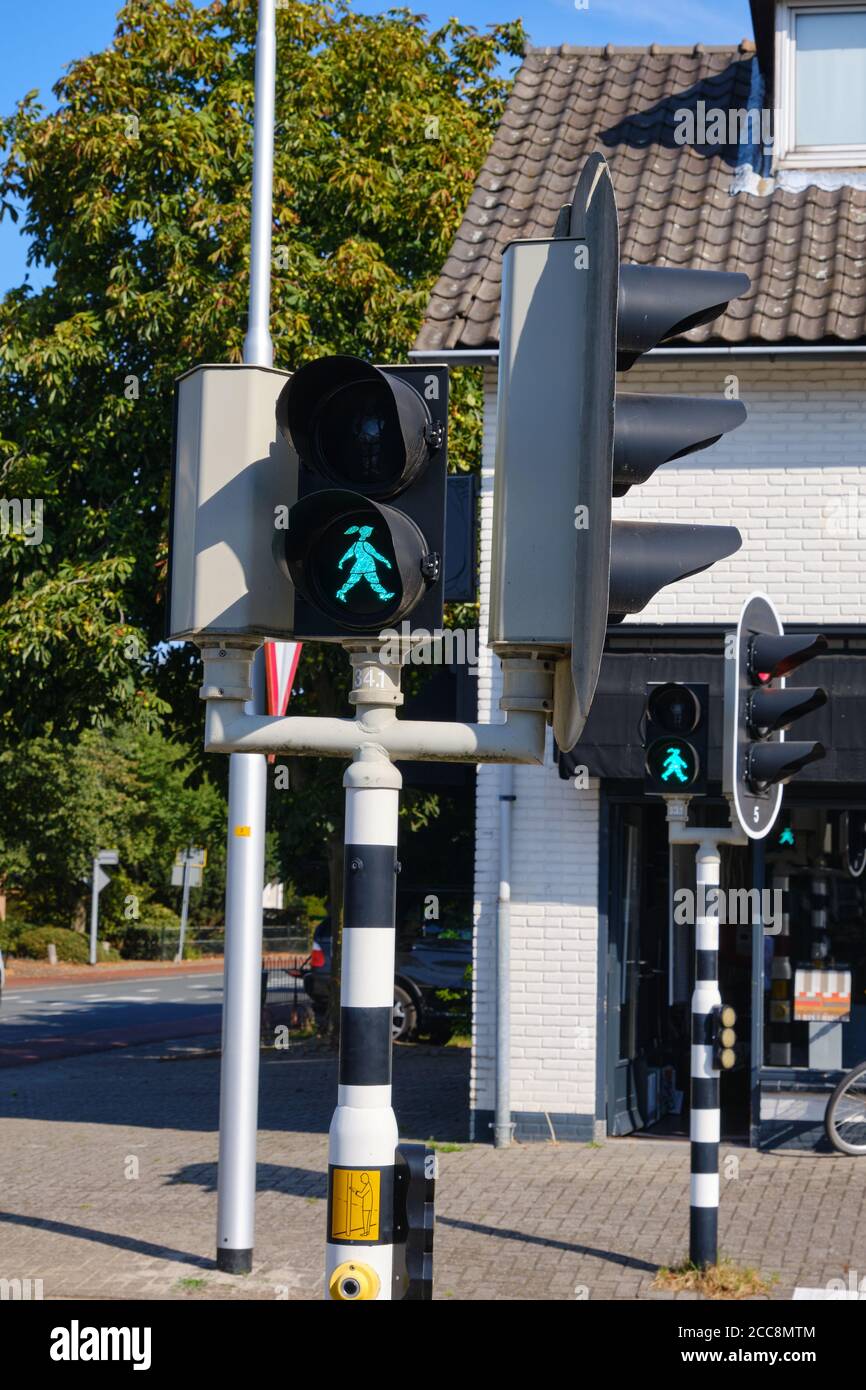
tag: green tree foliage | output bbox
[0,725,226,927]
[0,0,523,741]
[0,0,522,927]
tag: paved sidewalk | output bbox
[0,1039,864,1301]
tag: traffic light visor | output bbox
[277,355,431,499]
[647,683,701,734]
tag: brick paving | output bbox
[0,1038,864,1301]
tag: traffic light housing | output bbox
[724,593,827,839]
[392,1143,435,1300]
[168,364,296,643]
[842,809,866,878]
[644,682,708,796]
[276,356,448,639]
[709,1004,737,1071]
[488,153,748,751]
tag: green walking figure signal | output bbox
[661,746,691,784]
[336,524,395,604]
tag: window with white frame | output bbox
[776,2,866,165]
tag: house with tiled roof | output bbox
[414,0,866,1150]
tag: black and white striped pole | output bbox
[326,739,401,1302]
[769,870,792,1066]
[201,645,553,1297]
[666,798,745,1268]
[690,841,723,1267]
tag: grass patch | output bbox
[653,1259,777,1300]
[445,1033,471,1048]
[426,1138,464,1153]
[175,1277,207,1291]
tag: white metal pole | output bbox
[243,0,276,372]
[217,723,268,1272]
[176,854,192,963]
[89,858,99,967]
[494,764,514,1147]
[216,0,276,1275]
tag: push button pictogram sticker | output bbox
[330,1168,380,1242]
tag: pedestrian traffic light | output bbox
[710,1004,737,1070]
[488,152,748,752]
[275,356,448,639]
[644,682,708,796]
[725,592,827,839]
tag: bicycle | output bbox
[825,1061,866,1155]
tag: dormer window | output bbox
[776,2,866,165]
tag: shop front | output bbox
[564,626,866,1150]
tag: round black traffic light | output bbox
[313,378,404,494]
[646,682,700,734]
[277,355,432,499]
[282,489,432,632]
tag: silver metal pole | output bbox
[176,854,192,963]
[494,764,514,1148]
[216,0,276,1274]
[89,859,99,967]
[243,0,276,371]
[217,725,268,1272]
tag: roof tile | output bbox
[416,45,866,351]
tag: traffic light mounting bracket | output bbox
[199,643,556,765]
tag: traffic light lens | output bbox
[645,736,699,788]
[307,509,400,621]
[647,682,700,733]
[313,381,403,494]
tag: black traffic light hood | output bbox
[275,354,433,499]
[617,265,751,370]
[613,392,747,495]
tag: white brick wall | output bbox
[613,358,866,624]
[472,356,866,1129]
[473,366,599,1128]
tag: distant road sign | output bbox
[172,864,203,887]
[174,846,207,868]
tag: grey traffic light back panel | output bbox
[490,238,583,651]
[168,364,298,642]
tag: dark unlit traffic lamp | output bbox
[745,632,827,789]
[488,152,751,753]
[725,594,828,838]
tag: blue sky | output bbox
[0,0,754,294]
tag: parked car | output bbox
[301,918,471,1042]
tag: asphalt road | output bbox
[0,972,224,1066]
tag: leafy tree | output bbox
[0,0,522,742]
[0,0,523,941]
[0,725,227,928]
